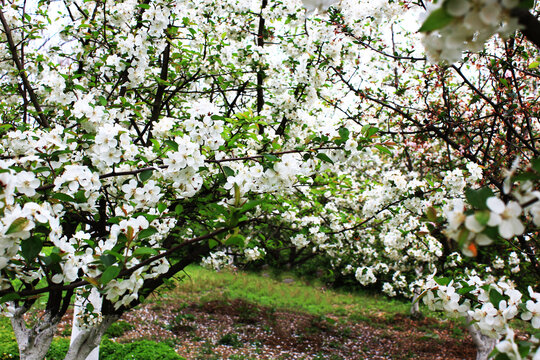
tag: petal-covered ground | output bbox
[56,297,477,360]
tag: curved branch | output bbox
[0,9,49,128]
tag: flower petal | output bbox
[487,197,505,214]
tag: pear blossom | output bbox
[521,299,540,328]
[15,172,40,197]
[486,197,524,239]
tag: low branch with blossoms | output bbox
[421,157,540,359]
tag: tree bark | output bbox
[11,305,58,360]
[466,318,498,360]
[64,315,118,360]
[69,289,102,360]
[410,289,423,319]
[410,267,424,319]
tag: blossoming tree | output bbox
[0,0,539,359]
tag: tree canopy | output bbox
[0,0,539,359]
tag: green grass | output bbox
[0,316,183,360]
[159,265,418,321]
[0,264,473,359]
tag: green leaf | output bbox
[223,166,235,177]
[457,228,470,249]
[33,166,50,174]
[528,61,539,69]
[489,288,506,309]
[100,254,116,267]
[52,193,76,202]
[475,210,490,226]
[316,153,334,164]
[518,0,534,8]
[465,187,494,210]
[531,158,540,173]
[434,277,451,286]
[338,127,350,142]
[100,266,121,284]
[0,124,13,134]
[138,227,158,240]
[175,204,184,215]
[493,353,512,360]
[98,96,107,106]
[139,169,153,182]
[104,250,125,262]
[209,239,219,249]
[374,144,392,155]
[157,203,167,213]
[21,237,42,262]
[107,217,121,224]
[74,190,87,203]
[0,293,21,304]
[42,252,62,266]
[426,206,438,222]
[240,199,263,213]
[364,126,379,137]
[457,285,475,295]
[263,154,279,162]
[133,247,159,256]
[483,226,499,240]
[517,341,532,357]
[6,217,30,235]
[164,140,179,151]
[513,172,538,181]
[418,8,454,33]
[225,234,245,247]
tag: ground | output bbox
[58,297,477,360]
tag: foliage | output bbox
[0,0,539,358]
[44,339,71,360]
[218,333,243,348]
[0,317,17,360]
[104,321,135,338]
[168,265,420,319]
[99,339,184,360]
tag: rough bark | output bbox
[64,315,118,360]
[467,318,498,360]
[11,305,58,360]
[410,290,423,319]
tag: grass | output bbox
[155,265,421,322]
[0,264,482,359]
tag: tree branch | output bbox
[512,8,540,49]
[0,9,49,128]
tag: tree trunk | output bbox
[467,318,498,360]
[410,289,423,319]
[11,305,58,360]
[410,267,424,319]
[64,314,118,360]
[69,289,103,360]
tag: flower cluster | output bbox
[423,275,540,357]
[420,0,521,63]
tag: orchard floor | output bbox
[58,298,476,360]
